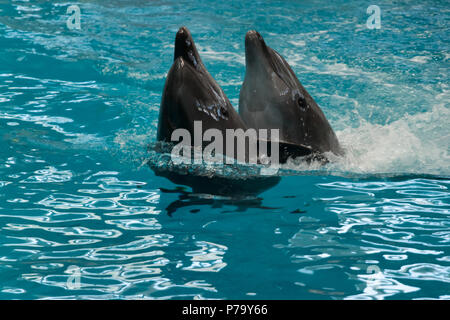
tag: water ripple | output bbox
[183,241,228,273]
[0,0,448,300]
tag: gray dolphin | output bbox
[239,30,343,159]
[157,26,247,144]
[153,27,280,195]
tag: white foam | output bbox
[410,56,430,64]
[328,104,450,176]
[288,40,306,47]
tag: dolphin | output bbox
[153,27,280,196]
[239,30,344,160]
[157,26,247,144]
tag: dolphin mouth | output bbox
[176,26,190,42]
[245,30,261,41]
[244,30,272,69]
[245,30,264,49]
[174,26,201,69]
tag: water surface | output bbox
[0,0,449,299]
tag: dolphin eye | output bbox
[297,97,307,111]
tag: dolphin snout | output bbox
[177,26,189,36]
[244,30,267,66]
[176,26,192,42]
[245,30,263,43]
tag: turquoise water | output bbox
[0,0,449,299]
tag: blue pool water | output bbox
[0,0,449,299]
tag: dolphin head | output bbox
[244,30,269,69]
[174,26,203,70]
[157,27,245,143]
[244,30,293,81]
[241,30,304,124]
[240,30,343,156]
